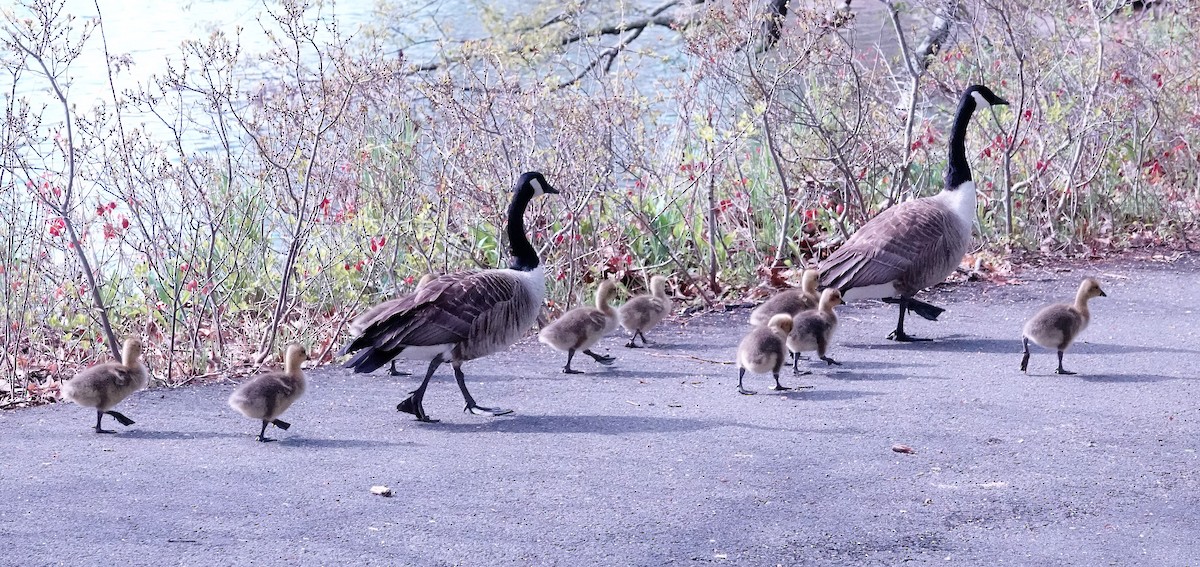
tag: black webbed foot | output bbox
[397,396,439,423]
[105,410,136,426]
[1055,368,1077,376]
[738,386,757,396]
[584,350,616,365]
[821,356,842,366]
[465,405,513,417]
[887,330,932,342]
[387,360,413,376]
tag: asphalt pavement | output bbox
[2,253,1198,566]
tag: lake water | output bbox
[5,0,900,157]
[7,0,474,107]
[7,0,898,104]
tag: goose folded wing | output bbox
[347,273,460,335]
[573,309,610,336]
[819,202,959,290]
[363,270,526,350]
[112,366,133,387]
[349,298,406,336]
[268,375,295,396]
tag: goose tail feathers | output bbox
[342,346,399,374]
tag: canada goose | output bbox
[348,273,437,377]
[538,280,619,373]
[787,288,844,373]
[228,344,308,442]
[340,172,558,422]
[819,85,1008,341]
[617,275,672,348]
[1020,278,1106,375]
[61,338,149,433]
[736,313,794,395]
[749,268,820,326]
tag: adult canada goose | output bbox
[348,273,438,377]
[1020,278,1106,375]
[787,288,844,373]
[228,344,309,442]
[617,275,672,348]
[819,85,1008,341]
[749,268,820,326]
[61,337,149,433]
[736,313,794,395]
[340,172,558,422]
[538,280,619,373]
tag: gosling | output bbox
[736,313,794,395]
[538,280,619,374]
[788,288,844,374]
[228,343,308,442]
[1020,278,1106,375]
[617,275,672,348]
[61,338,150,433]
[749,268,820,326]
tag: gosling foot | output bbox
[105,410,136,427]
[584,350,615,365]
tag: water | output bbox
[3,0,906,169]
[6,0,898,110]
[8,1,480,105]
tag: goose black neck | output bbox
[945,92,978,190]
[506,188,539,271]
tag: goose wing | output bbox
[348,297,405,336]
[818,198,962,293]
[341,270,535,370]
[111,366,135,388]
[566,308,611,336]
[618,296,665,329]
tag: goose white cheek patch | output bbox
[972,91,989,108]
[530,177,545,194]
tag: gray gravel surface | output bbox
[2,255,1199,566]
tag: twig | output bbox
[643,352,734,365]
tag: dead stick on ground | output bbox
[643,353,735,365]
